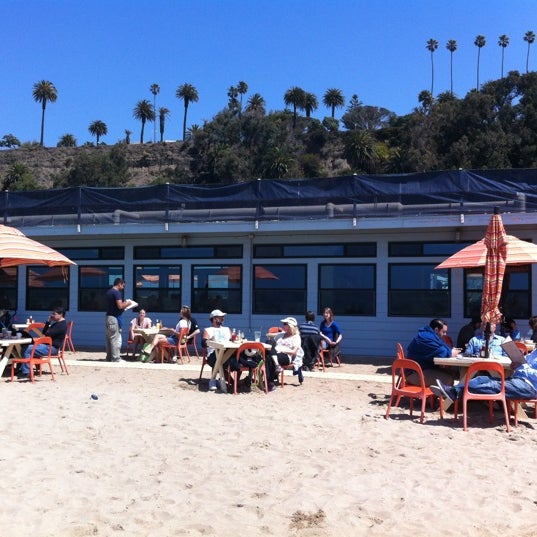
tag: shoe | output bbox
[17,372,30,380]
[111,358,126,364]
[430,380,455,410]
[242,376,252,392]
[208,379,218,391]
[268,383,277,392]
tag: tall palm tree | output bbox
[133,99,155,144]
[227,85,239,113]
[304,92,318,118]
[88,120,108,145]
[425,38,439,94]
[246,93,265,114]
[322,88,345,118]
[158,107,170,142]
[524,30,535,73]
[284,86,306,128]
[474,35,486,90]
[175,83,199,141]
[237,80,248,112]
[446,39,457,95]
[32,80,58,147]
[150,83,160,143]
[498,34,510,78]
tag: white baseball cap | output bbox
[280,317,297,327]
[210,309,227,319]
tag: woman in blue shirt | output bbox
[319,307,342,363]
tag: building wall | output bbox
[12,211,537,358]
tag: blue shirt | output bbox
[513,348,537,390]
[406,325,452,370]
[464,334,506,357]
[320,320,342,342]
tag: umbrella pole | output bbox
[484,322,491,357]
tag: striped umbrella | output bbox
[481,209,508,326]
[0,224,75,268]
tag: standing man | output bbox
[105,278,133,363]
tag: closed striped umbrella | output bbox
[0,224,75,268]
[481,209,508,325]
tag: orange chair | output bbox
[228,342,268,394]
[27,322,45,337]
[187,333,200,359]
[510,398,537,426]
[199,347,209,378]
[385,344,435,423]
[159,327,190,364]
[10,336,55,382]
[51,333,70,375]
[515,341,528,355]
[453,361,510,432]
[442,334,454,347]
[64,320,76,353]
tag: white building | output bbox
[2,170,536,357]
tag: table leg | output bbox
[0,345,16,378]
[209,348,237,393]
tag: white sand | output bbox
[2,352,537,537]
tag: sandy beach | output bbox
[2,351,537,537]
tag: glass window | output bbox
[135,245,242,259]
[389,242,472,257]
[464,266,531,320]
[79,266,123,312]
[27,266,69,311]
[192,265,242,314]
[0,267,18,311]
[254,243,376,258]
[134,265,181,313]
[58,247,124,260]
[253,264,306,314]
[389,264,450,316]
[319,264,376,316]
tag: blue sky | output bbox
[2,0,537,146]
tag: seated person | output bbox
[432,347,537,409]
[266,317,304,390]
[406,318,460,386]
[319,307,343,363]
[464,322,506,357]
[501,318,521,341]
[456,317,482,349]
[18,306,67,379]
[202,309,232,391]
[129,309,152,355]
[299,310,321,371]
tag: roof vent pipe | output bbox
[326,202,335,218]
[516,192,526,212]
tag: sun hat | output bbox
[210,309,227,318]
[280,317,297,327]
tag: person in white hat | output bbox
[202,309,231,391]
[266,317,304,390]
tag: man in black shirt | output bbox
[18,306,67,379]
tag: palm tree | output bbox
[32,80,58,147]
[322,88,345,118]
[227,85,239,113]
[446,39,457,95]
[304,92,318,118]
[175,83,199,141]
[57,134,77,147]
[124,129,132,144]
[474,35,486,90]
[498,34,510,78]
[524,30,535,73]
[246,93,265,114]
[133,99,155,144]
[237,81,248,112]
[284,86,306,128]
[88,120,108,145]
[425,38,439,94]
[158,107,170,142]
[150,83,160,143]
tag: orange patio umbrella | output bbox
[435,235,537,269]
[480,209,508,326]
[0,224,75,268]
